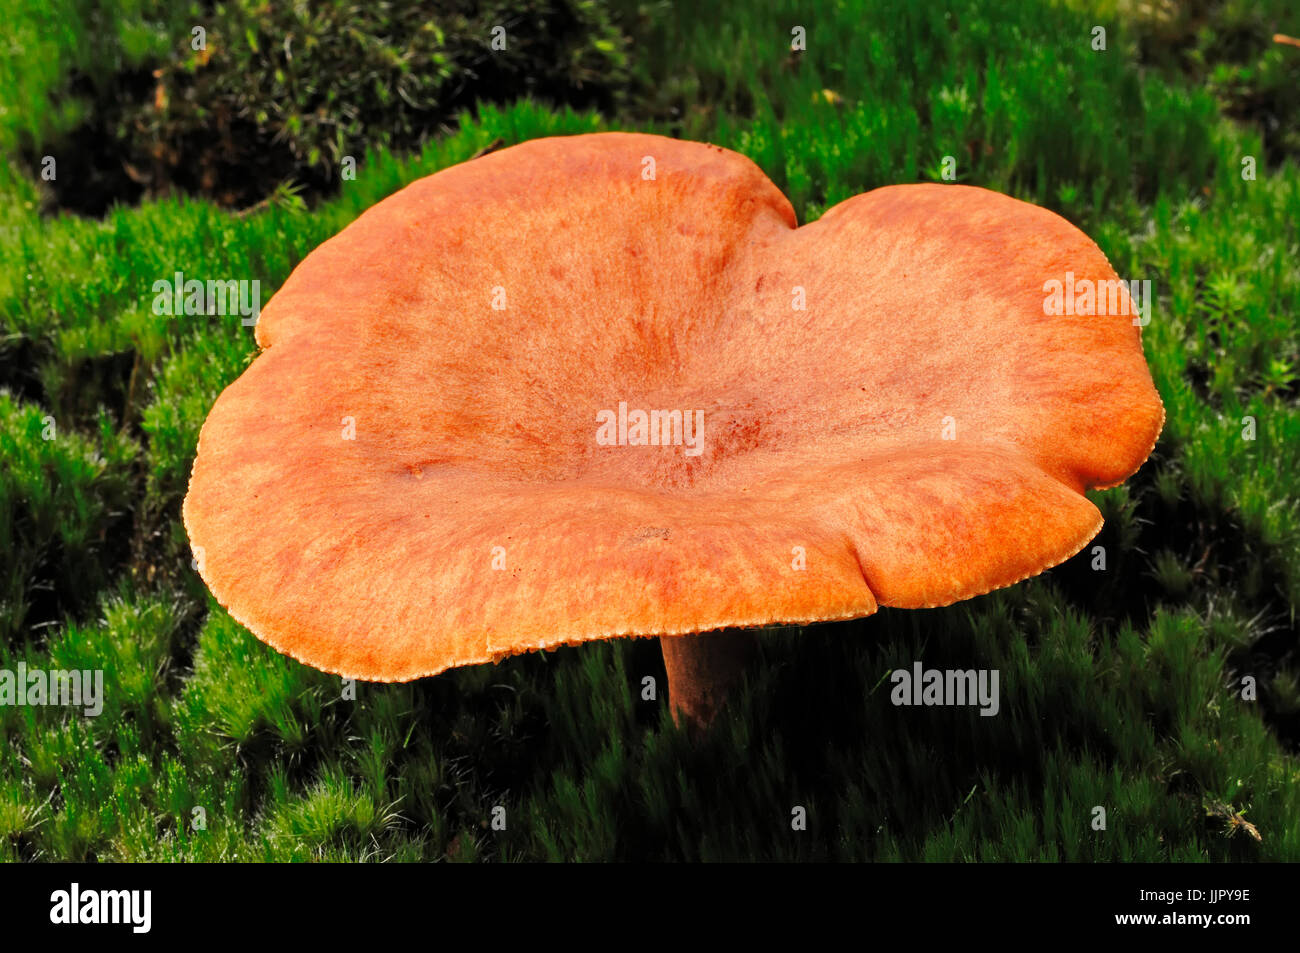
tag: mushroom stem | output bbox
[660,629,757,732]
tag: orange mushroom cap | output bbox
[183,132,1163,681]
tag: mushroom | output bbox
[183,133,1163,732]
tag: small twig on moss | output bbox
[234,179,307,218]
[470,137,505,160]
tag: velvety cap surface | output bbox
[183,132,1164,680]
